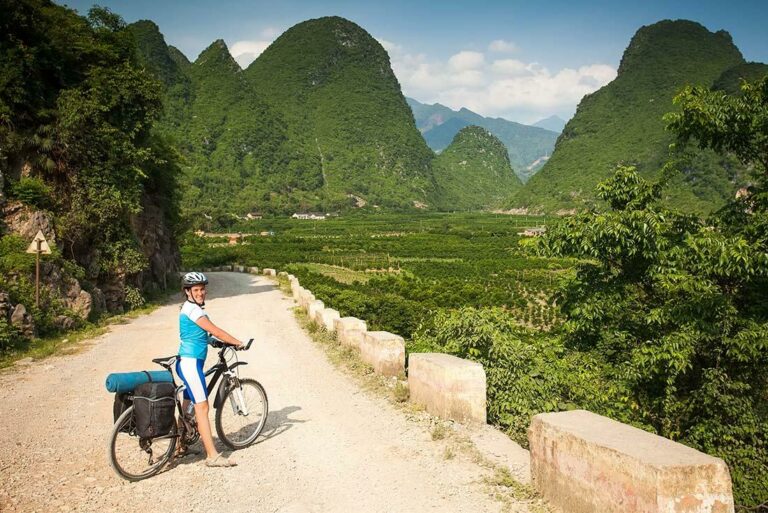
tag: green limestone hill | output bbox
[518,20,747,213]
[129,20,187,87]
[712,62,768,94]
[128,22,297,221]
[432,126,522,210]
[406,97,558,182]
[245,17,435,210]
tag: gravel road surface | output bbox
[0,272,524,513]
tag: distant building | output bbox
[518,227,547,237]
[291,212,327,220]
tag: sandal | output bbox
[205,454,237,468]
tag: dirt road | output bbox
[0,272,522,513]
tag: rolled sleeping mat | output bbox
[105,370,173,393]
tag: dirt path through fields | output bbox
[0,272,522,513]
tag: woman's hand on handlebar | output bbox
[237,338,254,351]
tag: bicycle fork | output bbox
[226,375,250,416]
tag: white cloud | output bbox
[491,59,528,76]
[382,38,616,123]
[448,51,485,71]
[230,40,272,68]
[488,39,517,53]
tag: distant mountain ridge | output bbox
[532,115,566,133]
[406,98,558,182]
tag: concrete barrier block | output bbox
[334,317,367,347]
[287,274,296,282]
[340,329,366,350]
[408,353,486,424]
[300,291,315,311]
[249,266,259,274]
[359,331,405,377]
[308,300,324,322]
[292,284,302,301]
[317,308,340,332]
[528,410,734,513]
[263,268,276,276]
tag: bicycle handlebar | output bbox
[209,336,254,351]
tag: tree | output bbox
[540,76,768,507]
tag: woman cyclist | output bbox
[178,271,243,467]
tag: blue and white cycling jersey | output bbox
[179,301,209,360]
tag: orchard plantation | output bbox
[1,1,766,509]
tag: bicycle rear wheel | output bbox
[215,378,268,449]
[108,406,177,481]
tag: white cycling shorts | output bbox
[176,357,208,404]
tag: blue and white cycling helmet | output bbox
[182,271,208,288]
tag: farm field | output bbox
[182,212,571,337]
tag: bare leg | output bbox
[193,400,219,459]
[176,399,192,455]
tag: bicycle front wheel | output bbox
[108,406,177,481]
[215,378,268,449]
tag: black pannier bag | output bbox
[113,393,134,432]
[133,382,176,438]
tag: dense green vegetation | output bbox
[432,126,522,210]
[407,97,558,181]
[538,76,768,507]
[0,0,180,349]
[520,20,752,213]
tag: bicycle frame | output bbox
[167,345,250,435]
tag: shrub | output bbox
[10,177,53,209]
[124,285,146,310]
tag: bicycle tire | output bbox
[107,405,177,481]
[215,378,268,449]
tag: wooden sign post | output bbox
[26,230,52,307]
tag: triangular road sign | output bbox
[26,230,52,255]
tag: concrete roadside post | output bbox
[408,353,486,424]
[528,410,735,513]
[359,331,405,376]
[334,317,367,348]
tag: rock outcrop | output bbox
[2,201,56,244]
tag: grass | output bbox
[431,422,448,440]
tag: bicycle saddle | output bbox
[152,355,178,369]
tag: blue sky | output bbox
[59,0,768,124]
